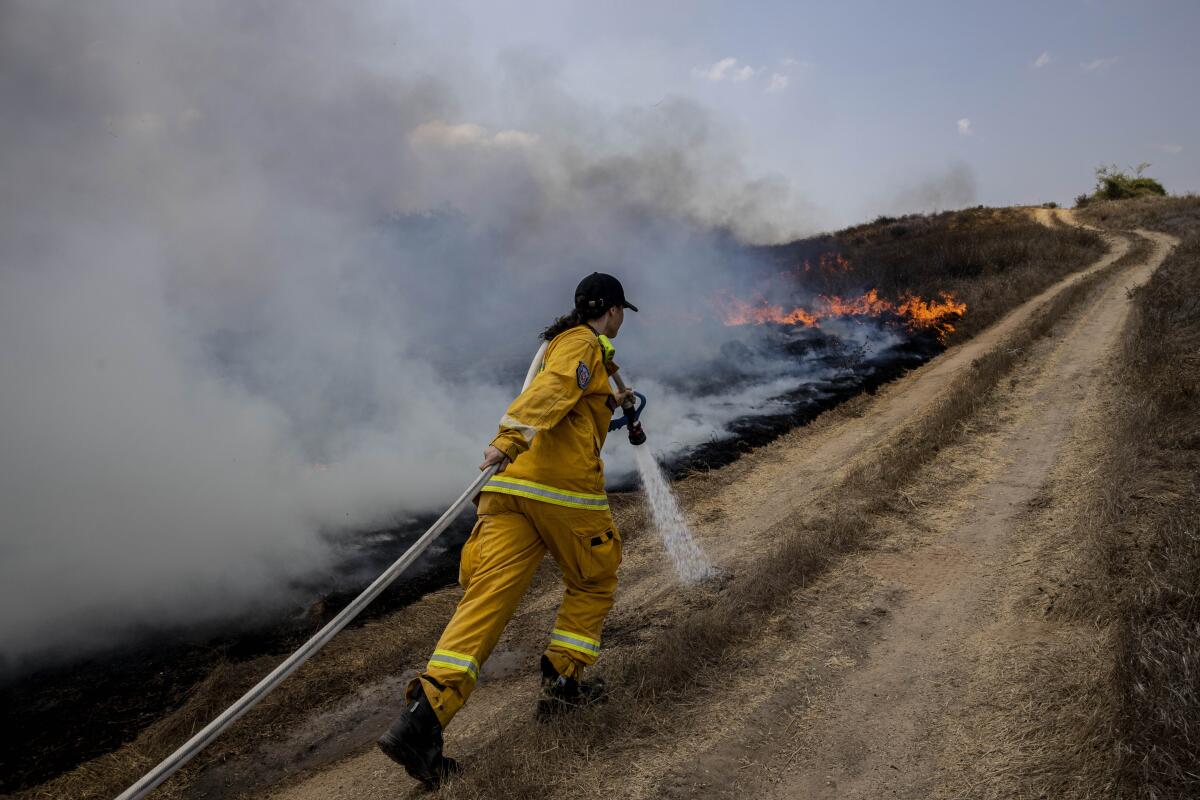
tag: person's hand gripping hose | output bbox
[480,445,511,473]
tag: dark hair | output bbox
[541,307,606,341]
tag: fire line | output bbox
[715,288,967,341]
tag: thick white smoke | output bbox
[0,2,823,672]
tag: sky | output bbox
[415,0,1199,227]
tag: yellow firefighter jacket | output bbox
[481,325,615,510]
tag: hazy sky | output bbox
[413,0,1199,227]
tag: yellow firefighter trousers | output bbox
[410,491,622,727]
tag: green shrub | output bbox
[1089,163,1166,203]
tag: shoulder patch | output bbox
[576,361,591,389]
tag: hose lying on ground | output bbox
[114,464,499,800]
[114,347,554,799]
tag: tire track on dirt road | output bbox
[569,208,1132,657]
[650,227,1176,799]
[250,213,1137,800]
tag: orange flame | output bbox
[719,251,967,341]
[716,288,967,341]
[717,294,819,327]
[896,292,968,338]
[800,253,853,276]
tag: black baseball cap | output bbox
[575,272,638,314]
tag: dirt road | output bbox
[246,213,1173,800]
[652,225,1175,799]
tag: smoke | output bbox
[884,161,978,215]
[0,2,822,672]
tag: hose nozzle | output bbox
[609,369,647,446]
[626,418,647,446]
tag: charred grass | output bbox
[19,210,1109,800]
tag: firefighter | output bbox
[378,272,638,787]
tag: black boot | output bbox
[378,683,459,788]
[537,655,607,719]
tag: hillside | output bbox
[23,206,1191,800]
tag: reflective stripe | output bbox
[428,649,479,680]
[499,413,537,444]
[549,628,601,656]
[481,476,609,510]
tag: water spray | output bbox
[114,338,707,799]
[634,447,714,583]
[601,357,714,584]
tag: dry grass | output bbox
[439,233,1140,800]
[1078,194,1200,238]
[1026,197,1200,799]
[846,232,1157,800]
[940,625,1123,800]
[843,233,1150,501]
[844,208,1106,340]
[14,573,492,800]
[760,206,1106,339]
[1105,232,1200,798]
[826,232,1156,800]
[16,210,1110,800]
[15,489,643,800]
[872,221,1197,800]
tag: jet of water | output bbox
[633,447,714,583]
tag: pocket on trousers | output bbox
[574,525,620,584]
[459,519,485,589]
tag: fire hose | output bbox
[115,342,644,800]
